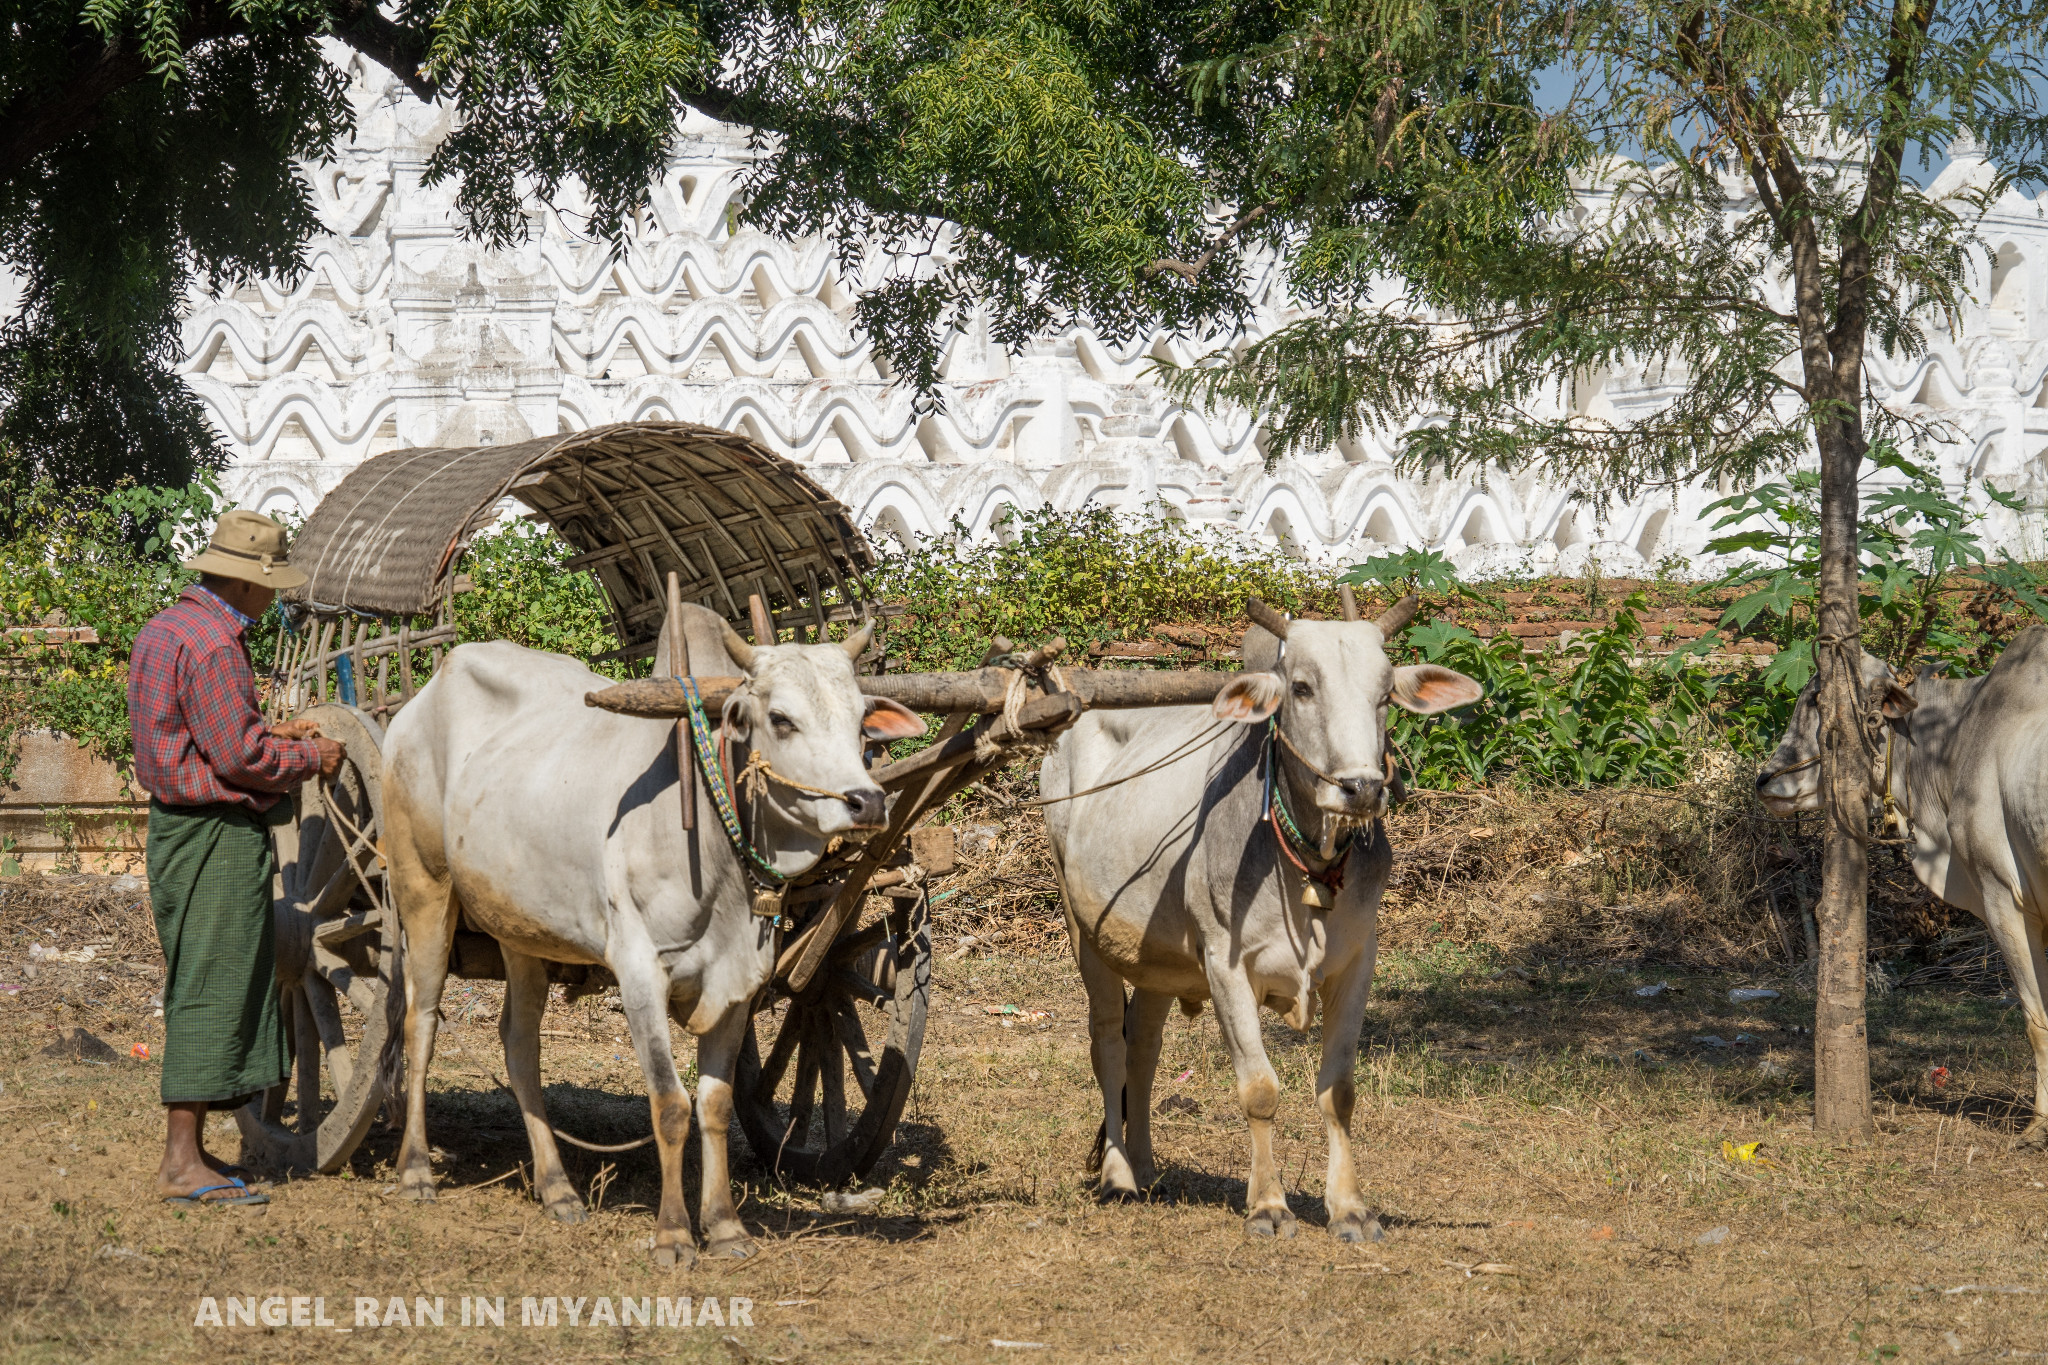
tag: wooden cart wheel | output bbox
[234,704,407,1173]
[735,895,931,1186]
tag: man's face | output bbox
[211,577,277,618]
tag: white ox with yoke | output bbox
[1756,626,2048,1149]
[1039,593,1481,1239]
[379,606,924,1265]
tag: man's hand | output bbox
[272,719,343,776]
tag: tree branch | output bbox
[1830,0,1937,365]
[1146,198,1282,281]
[326,0,437,104]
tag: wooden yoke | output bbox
[665,572,693,831]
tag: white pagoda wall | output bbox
[184,50,2048,574]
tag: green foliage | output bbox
[0,0,714,499]
[1702,442,2048,689]
[0,478,228,770]
[451,519,625,668]
[0,3,353,500]
[1156,0,2048,495]
[871,506,1329,673]
[1395,592,1792,789]
[0,493,635,771]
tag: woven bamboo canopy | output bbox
[283,421,877,652]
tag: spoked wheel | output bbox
[235,704,407,1173]
[735,894,931,1186]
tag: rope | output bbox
[681,678,788,887]
[1814,632,1884,845]
[1024,718,1235,808]
[1264,722,1357,892]
[734,748,855,804]
[974,667,1038,763]
[492,1076,656,1153]
[1812,635,1919,846]
[1271,722,1350,788]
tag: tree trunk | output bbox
[1811,420,1874,1142]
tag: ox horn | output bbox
[1245,597,1291,640]
[842,620,874,661]
[1337,583,1360,621]
[1374,594,1419,637]
[720,619,756,670]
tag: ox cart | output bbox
[237,420,1239,1186]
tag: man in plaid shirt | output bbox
[129,510,341,1207]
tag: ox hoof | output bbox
[1245,1208,1297,1239]
[705,1235,756,1260]
[397,1181,437,1204]
[1096,1184,1144,1205]
[2018,1122,2048,1152]
[1330,1213,1386,1244]
[544,1199,589,1225]
[652,1242,698,1271]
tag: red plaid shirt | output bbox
[128,587,322,811]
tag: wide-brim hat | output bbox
[181,509,310,591]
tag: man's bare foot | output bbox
[199,1150,264,1186]
[157,1152,257,1203]
[158,1101,266,1201]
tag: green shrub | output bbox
[872,506,1332,672]
[452,519,625,667]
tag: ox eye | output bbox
[1291,681,1314,700]
[769,710,796,735]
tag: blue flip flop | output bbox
[163,1177,269,1207]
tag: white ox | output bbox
[1039,597,1481,1239]
[1756,627,2048,1149]
[380,605,925,1264]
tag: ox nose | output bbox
[843,787,888,828]
[1755,771,1770,791]
[1336,774,1384,808]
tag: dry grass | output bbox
[3,822,2046,1363]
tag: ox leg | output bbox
[616,959,696,1267]
[1208,972,1294,1238]
[1316,954,1382,1242]
[391,864,456,1202]
[1983,890,2048,1151]
[1074,931,1141,1198]
[692,1007,755,1259]
[499,949,586,1223]
[1121,990,1173,1191]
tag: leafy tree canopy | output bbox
[1156,0,2048,496]
[0,0,1350,498]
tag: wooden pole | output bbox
[748,592,775,645]
[585,666,1234,718]
[667,572,694,831]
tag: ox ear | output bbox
[721,691,761,740]
[1213,672,1285,724]
[863,697,928,741]
[1391,664,1483,715]
[1881,679,1918,721]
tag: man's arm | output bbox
[180,640,331,791]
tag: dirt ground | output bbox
[2,871,2046,1364]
